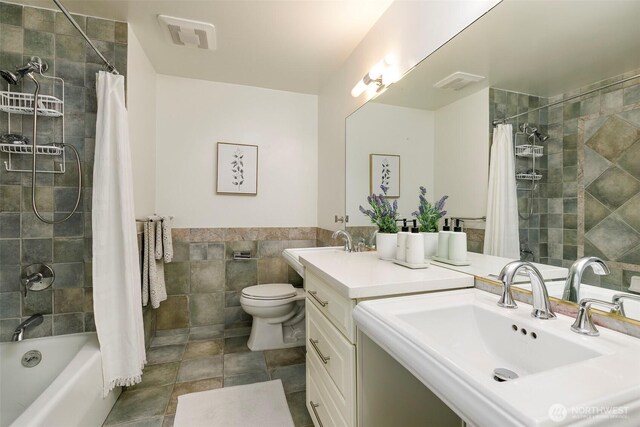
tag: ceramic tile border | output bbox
[172,227,318,243]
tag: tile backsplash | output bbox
[156,227,317,332]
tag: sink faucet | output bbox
[563,257,610,303]
[332,229,353,252]
[497,261,556,319]
[12,314,44,342]
[571,298,620,336]
[611,293,640,317]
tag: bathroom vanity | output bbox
[296,250,473,427]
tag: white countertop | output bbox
[431,252,568,283]
[299,251,474,299]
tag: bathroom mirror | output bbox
[345,0,640,318]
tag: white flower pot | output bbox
[376,232,397,260]
[422,232,439,259]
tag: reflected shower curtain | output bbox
[484,124,520,259]
[93,71,146,395]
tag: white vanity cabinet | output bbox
[305,270,357,427]
[299,251,474,427]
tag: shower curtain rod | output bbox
[52,0,119,75]
[492,72,640,126]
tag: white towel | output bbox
[92,71,146,396]
[484,124,520,259]
[162,216,173,262]
[142,217,167,309]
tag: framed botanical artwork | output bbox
[216,142,258,195]
[369,154,400,197]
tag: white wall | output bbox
[127,26,157,218]
[155,75,318,228]
[346,103,434,226]
[434,88,489,220]
[317,0,500,230]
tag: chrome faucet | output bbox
[571,298,620,336]
[12,314,44,342]
[332,229,354,252]
[611,293,640,317]
[497,261,556,319]
[563,257,610,303]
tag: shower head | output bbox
[537,132,550,142]
[0,57,48,85]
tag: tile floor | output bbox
[103,326,312,427]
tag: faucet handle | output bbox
[571,298,620,336]
[611,293,640,317]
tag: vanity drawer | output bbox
[307,347,350,427]
[306,301,356,420]
[305,270,356,343]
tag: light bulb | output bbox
[351,80,368,97]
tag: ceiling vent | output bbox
[158,15,217,50]
[433,71,485,91]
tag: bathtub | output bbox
[0,332,120,427]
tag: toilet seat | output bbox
[241,284,297,300]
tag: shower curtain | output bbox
[484,124,520,259]
[93,71,146,396]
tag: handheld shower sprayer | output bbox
[0,57,48,85]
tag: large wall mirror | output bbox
[345,0,640,320]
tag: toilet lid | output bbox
[242,283,296,300]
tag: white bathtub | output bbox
[0,332,120,427]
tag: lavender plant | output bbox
[412,186,448,232]
[359,185,399,233]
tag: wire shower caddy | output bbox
[0,74,66,174]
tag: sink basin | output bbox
[282,246,342,278]
[354,288,640,426]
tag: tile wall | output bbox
[0,2,128,341]
[157,227,316,331]
[488,71,640,292]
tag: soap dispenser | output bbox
[449,219,467,262]
[396,219,410,262]
[406,220,425,265]
[437,218,452,259]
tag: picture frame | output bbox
[216,142,258,195]
[369,154,400,197]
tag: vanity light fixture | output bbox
[351,55,397,97]
[433,71,485,91]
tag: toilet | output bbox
[240,283,306,351]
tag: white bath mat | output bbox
[174,379,295,427]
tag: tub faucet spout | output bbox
[12,314,44,342]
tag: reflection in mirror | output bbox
[345,0,640,319]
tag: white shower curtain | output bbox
[93,71,146,396]
[484,124,520,259]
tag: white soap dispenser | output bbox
[437,218,452,259]
[396,219,410,262]
[406,220,425,265]
[448,219,468,262]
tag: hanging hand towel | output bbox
[162,216,173,263]
[155,219,163,260]
[142,217,167,309]
[93,71,146,396]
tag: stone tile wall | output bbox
[0,3,128,341]
[156,227,317,331]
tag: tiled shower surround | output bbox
[157,227,317,331]
[487,71,640,292]
[0,3,128,341]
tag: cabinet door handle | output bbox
[310,400,324,427]
[309,338,330,364]
[308,290,329,307]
